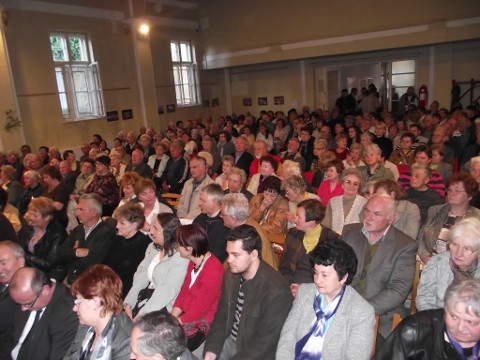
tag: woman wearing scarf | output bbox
[64,264,133,360]
[279,199,338,298]
[277,239,375,359]
[416,217,480,311]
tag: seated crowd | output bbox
[0,92,480,360]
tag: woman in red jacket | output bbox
[172,223,224,351]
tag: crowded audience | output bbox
[0,96,480,359]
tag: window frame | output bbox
[170,40,201,107]
[50,32,105,122]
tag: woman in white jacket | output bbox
[124,213,189,319]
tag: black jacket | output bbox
[279,226,339,284]
[0,286,17,358]
[19,220,68,281]
[374,309,463,360]
[12,283,78,360]
[59,220,115,285]
[193,213,230,263]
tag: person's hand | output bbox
[75,248,89,257]
[285,212,297,224]
[421,255,431,265]
[124,305,133,320]
[290,283,300,298]
[141,221,150,233]
[345,154,353,166]
[162,181,170,192]
[204,352,217,360]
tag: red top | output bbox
[174,254,224,324]
[317,180,343,207]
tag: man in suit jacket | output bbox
[0,241,25,358]
[59,160,77,194]
[125,148,153,179]
[59,193,115,285]
[342,194,418,340]
[234,135,254,177]
[9,267,78,360]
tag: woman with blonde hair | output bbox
[282,175,320,229]
[20,196,67,281]
[215,155,235,190]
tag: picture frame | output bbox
[106,110,119,122]
[258,97,268,106]
[121,109,133,120]
[274,96,284,105]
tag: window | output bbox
[170,41,200,106]
[390,60,416,113]
[50,33,105,121]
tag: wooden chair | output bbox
[409,260,423,314]
[372,312,403,356]
[161,192,181,208]
[392,312,403,330]
[371,315,380,357]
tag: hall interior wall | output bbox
[0,0,479,152]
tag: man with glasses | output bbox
[9,267,78,360]
[0,241,25,357]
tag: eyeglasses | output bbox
[449,243,477,257]
[343,179,359,186]
[18,291,41,309]
[74,298,87,306]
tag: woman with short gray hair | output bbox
[416,217,480,311]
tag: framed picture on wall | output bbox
[166,104,176,113]
[158,106,164,115]
[274,96,284,105]
[211,98,219,107]
[203,99,210,107]
[243,98,252,106]
[258,97,268,105]
[122,109,133,120]
[106,110,119,122]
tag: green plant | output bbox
[4,109,21,131]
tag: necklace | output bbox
[193,255,206,274]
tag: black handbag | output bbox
[132,283,154,318]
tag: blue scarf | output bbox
[446,329,480,360]
[295,286,346,360]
